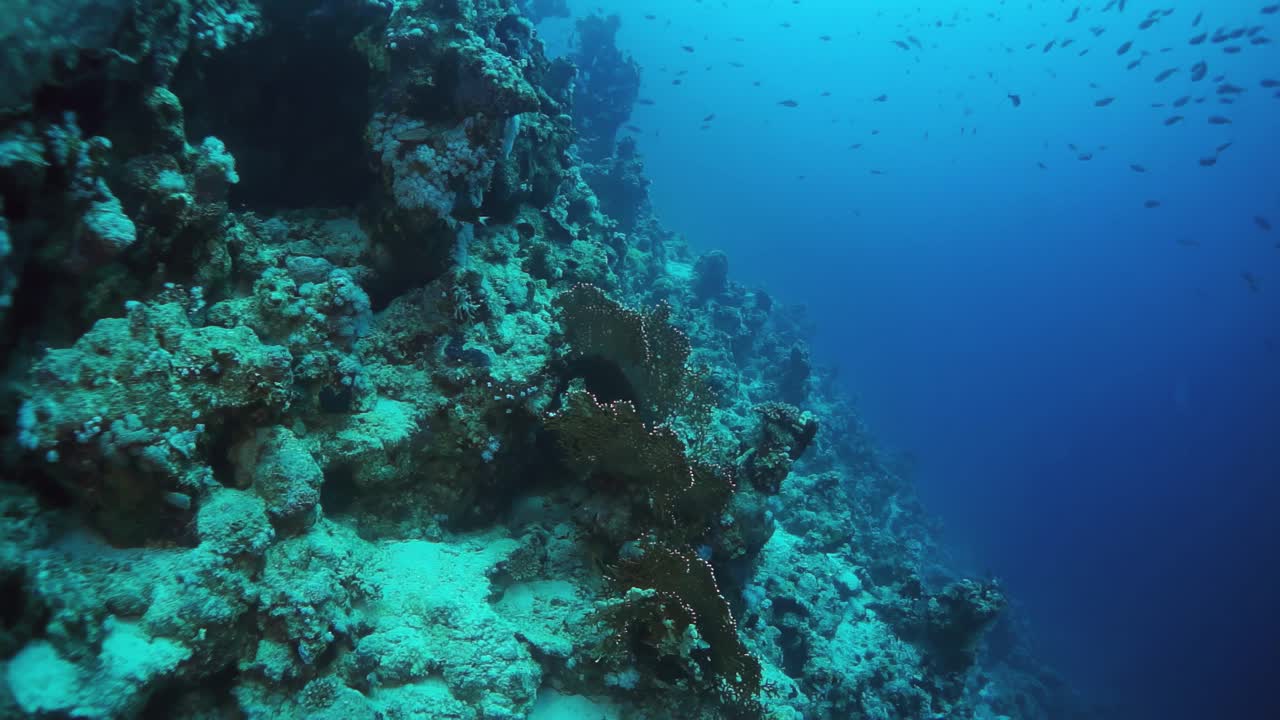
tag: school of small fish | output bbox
[629,0,1278,290]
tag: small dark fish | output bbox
[1190,32,1208,44]
[1068,7,1080,22]
[1038,161,1049,170]
[1264,5,1280,14]
[1164,115,1185,125]
[778,99,799,107]
[638,98,656,105]
[1078,152,1094,161]
[1173,96,1190,107]
[1207,115,1232,124]
[1193,11,1203,27]
[1241,271,1261,293]
[908,36,923,48]
[1008,93,1022,107]
[870,169,887,175]
[1154,68,1178,82]
[702,113,716,122]
[1177,237,1201,247]
[1191,62,1208,82]
[1127,59,1142,70]
[1217,82,1245,94]
[1257,216,1274,231]
[1223,45,1243,53]
[1117,40,1134,54]
[1199,155,1218,166]
[892,40,910,50]
[1139,18,1159,30]
[1130,163,1147,172]
[819,35,832,42]
[681,45,695,53]
[873,94,889,102]
[848,143,863,149]
[1095,96,1116,106]
[1262,79,1280,88]
[1144,199,1162,208]
[1044,40,1056,53]
[1216,141,1233,153]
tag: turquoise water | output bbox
[549,1,1280,716]
[1,1,1276,718]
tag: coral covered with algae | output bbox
[0,3,1086,719]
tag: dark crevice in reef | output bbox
[562,354,640,407]
[320,463,359,516]
[173,18,376,212]
[139,663,240,720]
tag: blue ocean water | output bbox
[546,1,1280,718]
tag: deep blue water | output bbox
[546,1,1280,718]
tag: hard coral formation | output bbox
[0,3,1081,720]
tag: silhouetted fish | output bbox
[1241,271,1261,292]
[1095,97,1116,106]
[1117,40,1134,54]
[1257,216,1274,231]
[1190,32,1207,44]
[1154,68,1178,82]
[1008,93,1022,107]
[1207,115,1232,124]
[778,100,799,107]
[1130,163,1147,172]
[1191,62,1208,81]
[873,94,889,102]
[1199,156,1218,166]
[1173,96,1190,107]
[1164,115,1185,125]
[1144,200,1162,208]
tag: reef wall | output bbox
[0,3,1081,719]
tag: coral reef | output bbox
[0,3,1088,720]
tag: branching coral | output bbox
[555,283,711,427]
[597,542,762,712]
[545,388,732,546]
[737,402,819,494]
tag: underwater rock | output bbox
[694,249,731,300]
